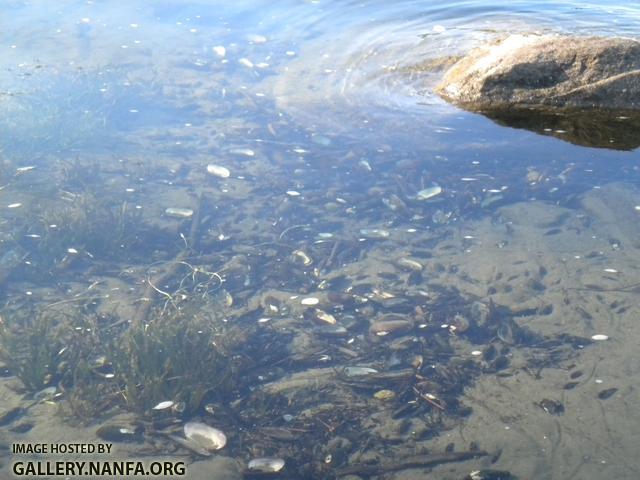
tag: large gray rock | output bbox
[436,34,640,110]
[435,34,640,149]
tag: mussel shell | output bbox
[0,407,26,427]
[247,457,285,473]
[369,319,413,336]
[96,424,144,443]
[10,422,34,434]
[183,421,227,451]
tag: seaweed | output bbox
[32,188,144,266]
[109,300,238,415]
[0,306,67,393]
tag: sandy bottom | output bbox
[1,182,639,480]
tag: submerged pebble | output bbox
[373,389,396,401]
[537,399,564,415]
[591,334,608,341]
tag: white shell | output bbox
[301,297,320,306]
[247,34,267,44]
[359,228,390,239]
[230,148,255,157]
[344,366,378,377]
[152,400,174,410]
[183,422,226,451]
[165,207,194,218]
[207,164,231,178]
[416,185,443,200]
[591,334,609,341]
[247,457,285,473]
[314,309,336,325]
[238,58,254,68]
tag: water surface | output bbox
[1,1,639,479]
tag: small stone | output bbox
[373,389,396,401]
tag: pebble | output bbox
[591,334,608,341]
[373,389,396,401]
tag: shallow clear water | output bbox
[1,1,640,479]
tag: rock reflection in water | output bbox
[484,108,640,150]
